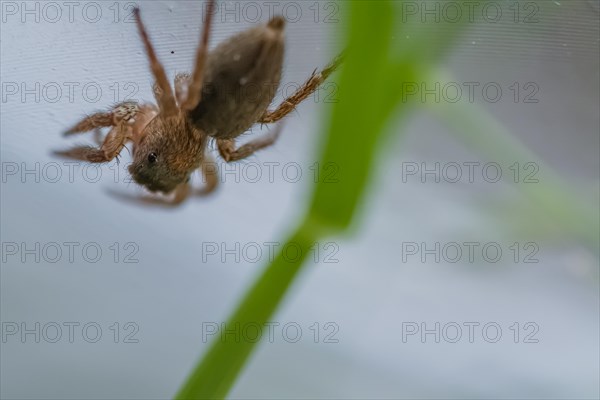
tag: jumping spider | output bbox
[56,0,343,206]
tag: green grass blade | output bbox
[175,225,313,399]
[307,0,395,231]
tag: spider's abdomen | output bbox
[189,16,285,139]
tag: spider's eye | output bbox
[147,152,158,163]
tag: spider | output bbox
[56,0,343,206]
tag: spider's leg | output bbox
[216,122,284,162]
[65,101,136,135]
[59,103,157,162]
[258,52,344,124]
[56,124,130,163]
[181,0,215,111]
[64,101,145,135]
[133,8,178,116]
[64,112,113,135]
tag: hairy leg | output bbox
[133,8,178,116]
[64,101,140,135]
[216,123,284,162]
[258,52,344,124]
[181,0,215,111]
[55,124,130,163]
[60,102,157,162]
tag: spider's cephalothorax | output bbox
[56,0,343,206]
[129,113,207,194]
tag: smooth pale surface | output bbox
[1,1,598,399]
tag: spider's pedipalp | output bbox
[174,73,191,106]
[107,181,191,207]
[197,152,219,195]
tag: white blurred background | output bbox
[1,1,598,399]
